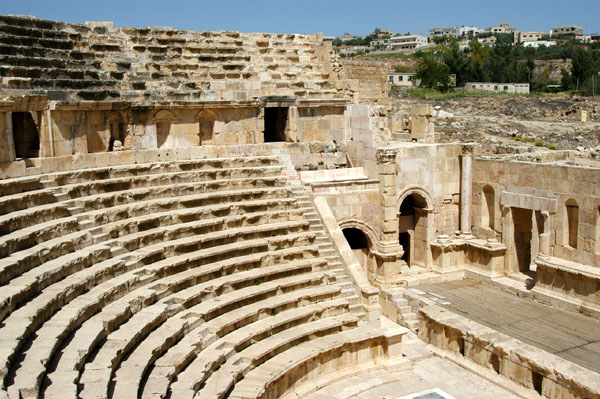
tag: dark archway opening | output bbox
[264,107,288,142]
[399,193,428,266]
[342,227,371,275]
[343,228,368,250]
[12,112,40,158]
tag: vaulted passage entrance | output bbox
[12,112,40,158]
[264,107,288,142]
[343,227,370,273]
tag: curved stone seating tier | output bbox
[42,244,323,397]
[163,297,351,399]
[1,218,312,381]
[0,155,387,399]
[0,184,295,289]
[0,159,283,234]
[0,203,302,320]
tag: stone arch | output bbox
[153,110,176,148]
[482,185,496,230]
[565,198,579,249]
[396,186,434,212]
[196,109,217,145]
[338,219,379,248]
[338,219,378,284]
[397,186,434,269]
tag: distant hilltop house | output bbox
[518,31,545,43]
[485,22,516,34]
[459,26,483,37]
[429,23,516,42]
[337,33,361,42]
[465,82,530,94]
[551,25,583,36]
[522,40,557,48]
[428,26,458,41]
[387,34,428,52]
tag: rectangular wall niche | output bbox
[12,112,40,158]
[264,107,289,142]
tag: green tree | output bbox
[442,41,468,85]
[571,48,598,87]
[561,67,575,89]
[466,40,491,82]
[415,54,452,92]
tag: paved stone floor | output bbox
[416,279,600,374]
[303,332,522,399]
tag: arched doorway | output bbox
[398,191,431,268]
[340,222,377,284]
[343,228,369,271]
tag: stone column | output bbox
[373,148,405,286]
[539,211,551,258]
[502,205,514,274]
[460,145,474,238]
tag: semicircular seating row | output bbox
[0,155,396,399]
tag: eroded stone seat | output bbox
[0,154,387,399]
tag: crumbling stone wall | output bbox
[0,15,389,105]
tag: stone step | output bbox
[196,314,359,399]
[402,312,418,321]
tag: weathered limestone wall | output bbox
[395,143,463,237]
[473,158,600,268]
[334,59,391,106]
[0,15,390,105]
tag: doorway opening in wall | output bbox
[342,228,370,274]
[512,207,535,279]
[264,107,288,142]
[398,193,428,267]
[12,112,40,158]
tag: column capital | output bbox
[461,144,476,156]
[376,148,398,163]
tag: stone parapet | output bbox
[314,196,381,321]
[419,304,600,399]
[533,255,600,319]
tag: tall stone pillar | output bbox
[460,145,474,238]
[502,205,514,274]
[373,148,405,286]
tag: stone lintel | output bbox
[501,191,557,213]
[296,98,349,108]
[51,99,261,111]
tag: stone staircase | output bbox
[0,154,404,399]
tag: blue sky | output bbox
[2,0,599,37]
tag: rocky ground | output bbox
[390,92,600,160]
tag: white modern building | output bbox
[459,26,483,37]
[388,72,417,87]
[388,35,428,52]
[465,82,530,94]
[523,40,557,48]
